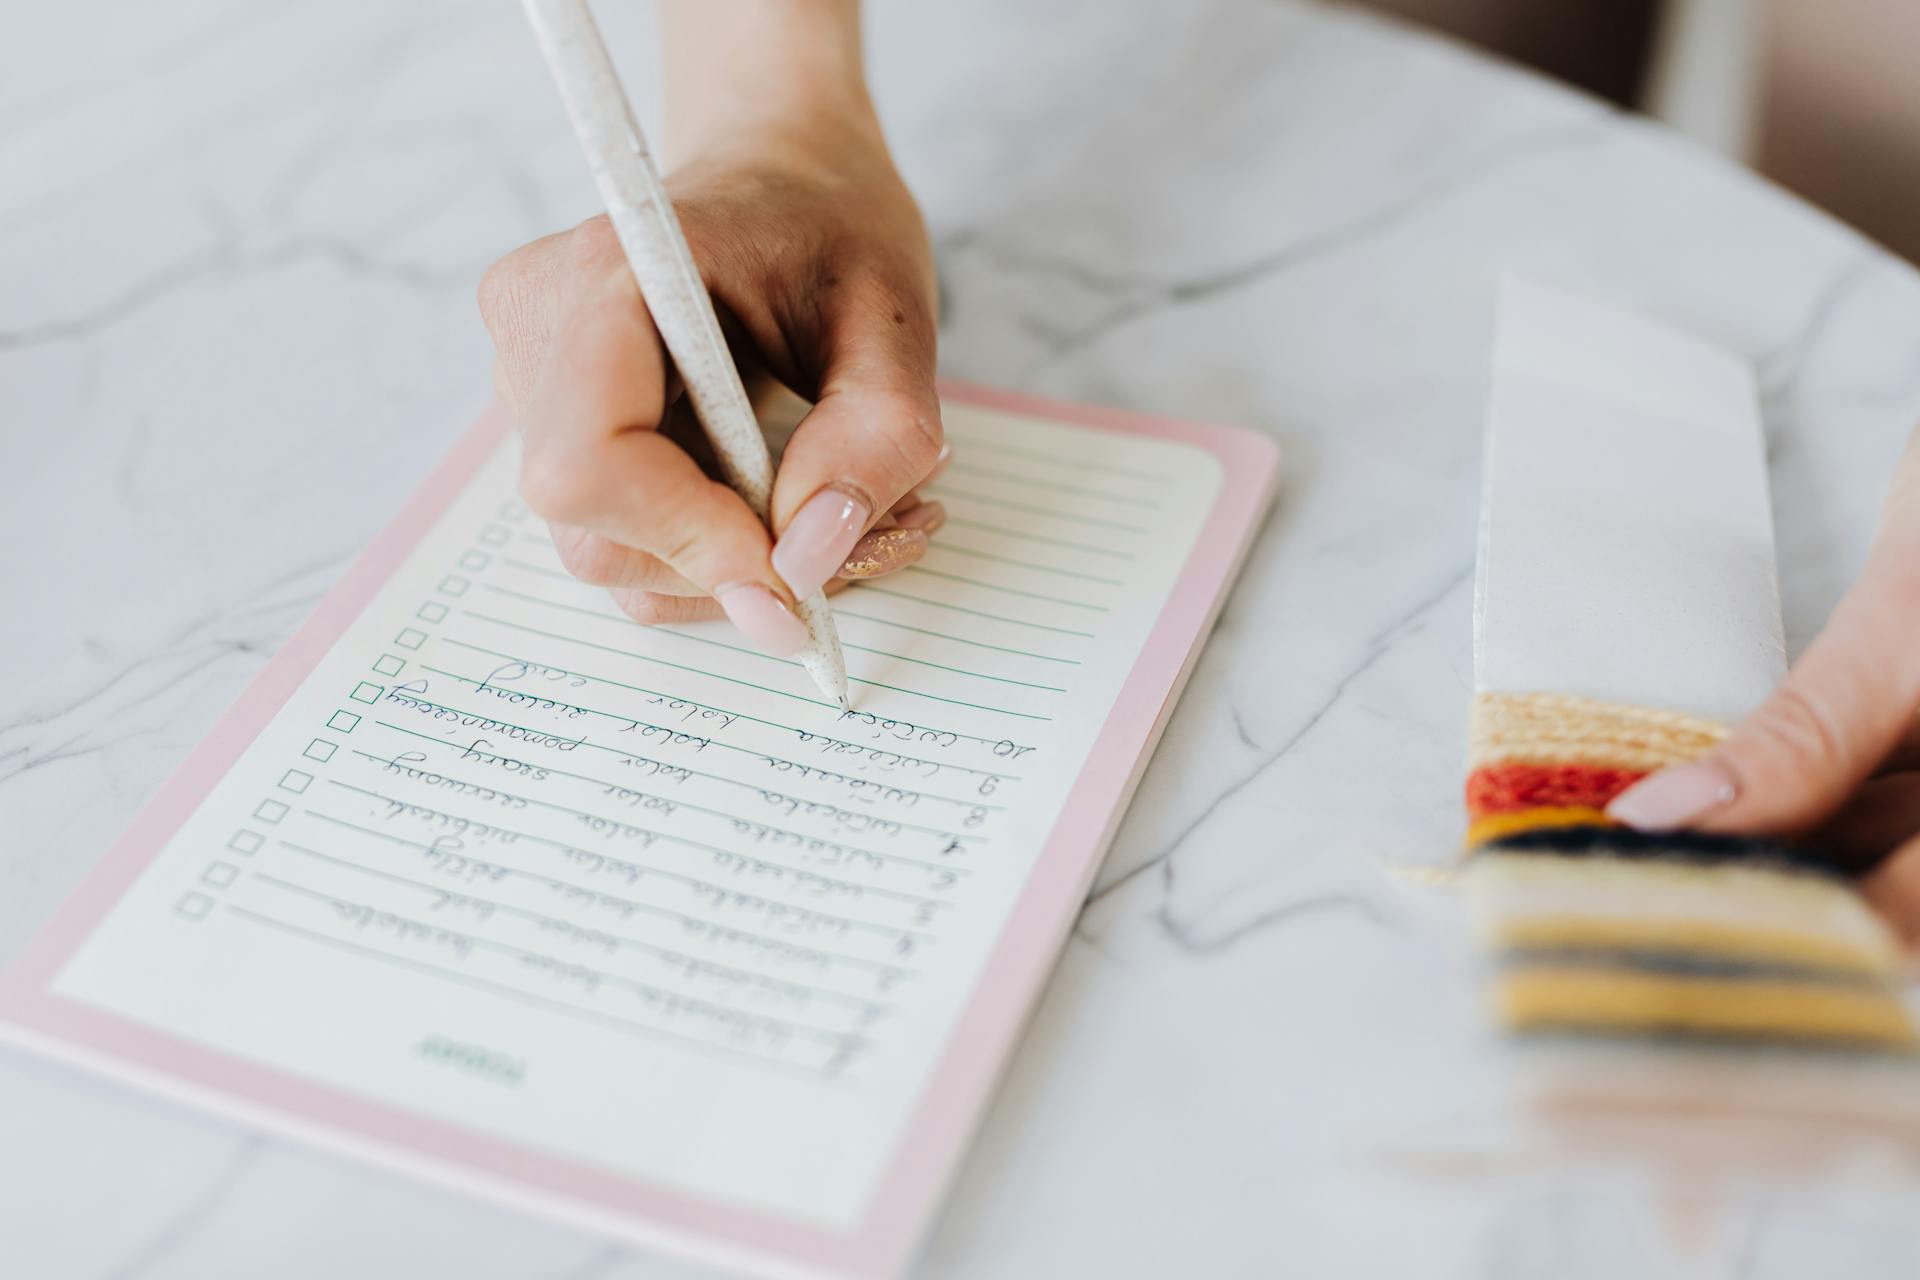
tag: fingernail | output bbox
[773,487,871,599]
[925,442,954,484]
[894,499,947,536]
[715,583,809,656]
[838,527,929,579]
[1606,760,1738,831]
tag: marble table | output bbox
[6,1,1920,1276]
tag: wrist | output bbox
[660,0,876,166]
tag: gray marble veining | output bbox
[5,1,1920,1276]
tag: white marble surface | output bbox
[5,1,1920,1276]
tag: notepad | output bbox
[0,382,1277,1280]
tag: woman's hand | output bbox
[477,2,944,656]
[1608,423,1920,940]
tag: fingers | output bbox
[768,266,945,599]
[1887,715,1920,775]
[1812,773,1920,873]
[1861,830,1920,951]
[611,574,855,627]
[582,490,941,630]
[549,524,701,596]
[483,188,949,644]
[1831,422,1920,945]
[578,491,939,623]
[1609,424,1920,836]
[561,485,943,607]
[608,587,727,625]
[1606,567,1920,834]
[478,228,574,418]
[838,496,946,580]
[509,220,807,657]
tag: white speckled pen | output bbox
[519,0,852,710]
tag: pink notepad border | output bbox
[0,382,1278,1280]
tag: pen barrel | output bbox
[520,0,776,518]
[521,0,850,707]
[793,593,847,699]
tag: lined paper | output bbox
[49,400,1223,1228]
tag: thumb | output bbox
[766,268,944,600]
[1607,496,1920,836]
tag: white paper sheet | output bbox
[45,400,1223,1230]
[1474,278,1786,720]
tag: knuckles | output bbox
[568,213,620,259]
[646,501,712,573]
[609,587,668,625]
[609,588,716,627]
[477,216,619,334]
[549,526,628,588]
[517,451,599,528]
[475,255,518,329]
[859,384,946,475]
[1743,683,1853,779]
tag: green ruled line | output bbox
[641,621,1065,705]
[414,663,1009,808]
[277,837,913,977]
[228,906,835,1076]
[941,516,1135,560]
[830,610,1079,665]
[943,460,1161,508]
[504,556,571,579]
[274,844,900,1007]
[846,645,1068,692]
[439,638,1023,776]
[462,611,1053,722]
[484,584,1070,694]
[501,549,1096,655]
[929,541,1125,586]
[901,566,1107,612]
[852,585,1097,638]
[941,432,1173,483]
[926,486,1148,534]
[500,543,1099,644]
[308,807,936,934]
[339,743,977,874]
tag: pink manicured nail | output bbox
[894,499,947,535]
[838,528,930,579]
[715,583,809,657]
[1606,761,1738,831]
[773,487,871,598]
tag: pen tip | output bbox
[837,694,851,711]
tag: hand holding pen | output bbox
[483,0,949,699]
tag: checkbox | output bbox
[373,654,405,677]
[278,768,313,794]
[350,682,382,705]
[416,601,448,623]
[253,799,289,824]
[458,550,492,571]
[228,830,264,855]
[304,738,337,762]
[394,628,427,650]
[478,524,511,547]
[438,575,469,597]
[327,710,361,733]
[202,862,239,888]
[497,500,527,522]
[176,892,213,920]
